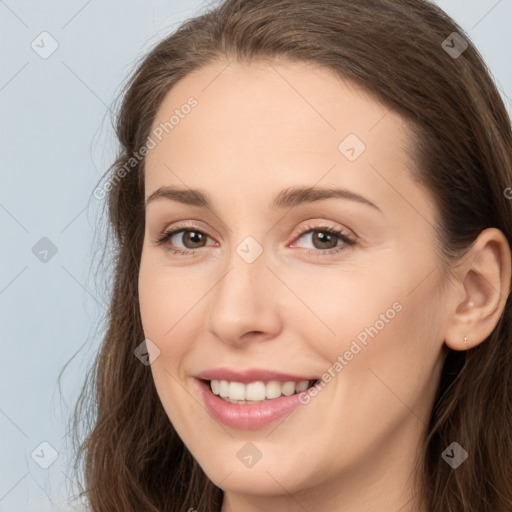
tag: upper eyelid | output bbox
[163,220,220,241]
[163,222,350,237]
[295,220,354,236]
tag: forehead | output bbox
[147,57,411,155]
[143,58,431,224]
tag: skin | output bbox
[138,58,511,512]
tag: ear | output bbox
[444,228,511,351]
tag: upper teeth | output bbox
[210,379,311,403]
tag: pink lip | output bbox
[196,367,316,383]
[195,378,308,429]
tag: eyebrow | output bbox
[145,185,381,212]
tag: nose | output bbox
[205,244,282,347]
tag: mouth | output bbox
[196,371,322,429]
[202,378,320,405]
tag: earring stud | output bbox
[464,336,468,347]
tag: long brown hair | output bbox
[69,0,512,510]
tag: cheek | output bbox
[138,251,212,402]
[332,271,446,430]
[138,259,201,432]
[138,261,194,417]
[138,251,199,344]
[312,255,446,405]
[286,265,404,357]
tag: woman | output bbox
[71,0,512,510]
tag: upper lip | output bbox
[196,368,318,383]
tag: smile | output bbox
[195,369,320,429]
[209,379,317,404]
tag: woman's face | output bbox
[139,59,452,508]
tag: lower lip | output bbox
[196,379,305,429]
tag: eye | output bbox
[152,224,216,256]
[152,221,357,257]
[291,222,357,256]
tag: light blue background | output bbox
[1,1,510,510]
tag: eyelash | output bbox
[152,221,357,258]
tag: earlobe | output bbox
[444,228,512,352]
